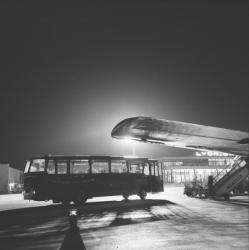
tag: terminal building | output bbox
[159,151,235,184]
[0,163,23,194]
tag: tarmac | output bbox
[0,184,248,250]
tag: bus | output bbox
[23,155,164,205]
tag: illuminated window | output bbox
[24,161,30,173]
[70,160,89,174]
[151,164,155,175]
[239,160,246,167]
[57,160,67,174]
[92,161,109,174]
[155,165,159,176]
[30,159,45,172]
[143,163,150,175]
[164,161,183,167]
[158,165,162,176]
[111,160,127,173]
[47,160,55,174]
[130,164,143,173]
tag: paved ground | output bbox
[0,185,248,250]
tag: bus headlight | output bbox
[23,187,36,199]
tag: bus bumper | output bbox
[23,189,36,200]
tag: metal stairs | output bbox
[212,156,248,198]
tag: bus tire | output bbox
[74,194,88,206]
[224,193,230,201]
[191,190,197,197]
[139,188,147,200]
[62,200,70,207]
[123,194,129,201]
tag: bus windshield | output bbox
[29,159,45,172]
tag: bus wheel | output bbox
[74,194,88,206]
[139,188,147,200]
[123,194,129,201]
[62,200,70,207]
[191,190,197,197]
[223,193,230,201]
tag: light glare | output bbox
[122,137,134,144]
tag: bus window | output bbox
[30,159,45,172]
[91,161,109,174]
[70,160,89,174]
[47,160,55,174]
[155,165,159,176]
[143,163,150,175]
[111,160,127,173]
[130,164,143,173]
[150,164,155,175]
[24,161,30,173]
[57,160,67,174]
[158,164,162,176]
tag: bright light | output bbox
[121,137,136,156]
[122,137,134,144]
[69,209,78,216]
[124,155,137,158]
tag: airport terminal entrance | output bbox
[160,151,235,184]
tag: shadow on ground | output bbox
[0,199,177,249]
[0,199,175,229]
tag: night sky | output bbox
[0,1,248,170]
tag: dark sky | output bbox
[0,1,248,169]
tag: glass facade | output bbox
[160,152,234,184]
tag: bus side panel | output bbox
[146,176,164,193]
[23,173,49,201]
[80,173,147,197]
[107,174,147,196]
[34,174,147,200]
[45,174,93,201]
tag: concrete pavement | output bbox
[0,185,248,249]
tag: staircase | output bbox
[212,156,249,198]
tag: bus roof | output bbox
[28,155,151,162]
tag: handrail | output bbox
[213,156,247,188]
[212,159,235,184]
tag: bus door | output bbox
[56,159,69,193]
[69,159,91,194]
[157,162,164,191]
[91,159,110,195]
[128,161,145,191]
[149,161,164,192]
[110,159,129,195]
[46,159,69,200]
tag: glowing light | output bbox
[121,137,136,156]
[195,151,234,157]
[122,137,134,144]
[69,209,78,216]
[124,155,138,158]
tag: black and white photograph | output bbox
[0,1,248,249]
